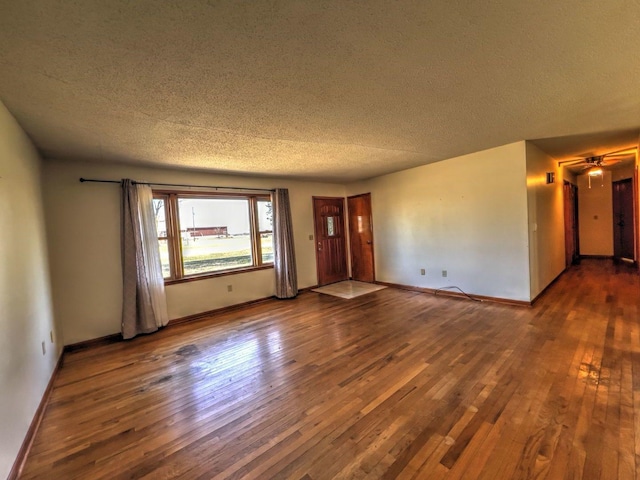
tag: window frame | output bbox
[153,190,274,284]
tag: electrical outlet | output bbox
[50,330,54,343]
[442,270,448,278]
[420,268,426,275]
[41,341,46,355]
[227,284,233,292]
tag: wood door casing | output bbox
[313,197,348,286]
[347,193,375,282]
[613,178,635,260]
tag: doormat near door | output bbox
[312,281,386,299]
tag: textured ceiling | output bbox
[0,1,639,181]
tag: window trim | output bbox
[153,190,274,284]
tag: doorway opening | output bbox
[563,181,580,267]
[613,178,635,263]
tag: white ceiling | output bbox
[1,1,639,182]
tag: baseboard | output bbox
[8,351,64,480]
[374,281,531,307]
[171,287,318,325]
[299,285,319,292]
[64,332,122,353]
[580,255,614,259]
[168,296,274,326]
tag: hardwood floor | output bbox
[20,260,640,479]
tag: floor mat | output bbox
[312,280,386,299]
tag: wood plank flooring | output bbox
[20,259,640,479]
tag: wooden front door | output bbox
[563,181,580,267]
[613,178,635,260]
[313,197,348,286]
[347,193,375,282]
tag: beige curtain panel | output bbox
[121,179,169,339]
[273,188,298,299]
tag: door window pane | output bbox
[327,216,335,236]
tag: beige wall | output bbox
[611,164,634,182]
[577,171,614,256]
[347,142,532,302]
[525,142,565,299]
[0,102,60,479]
[42,159,345,345]
[563,167,577,185]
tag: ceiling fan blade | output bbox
[559,159,587,166]
[603,158,623,165]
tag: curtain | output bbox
[121,179,169,339]
[273,188,298,298]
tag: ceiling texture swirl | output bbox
[0,0,639,181]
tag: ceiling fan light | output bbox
[588,167,603,177]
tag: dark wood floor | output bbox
[20,260,640,479]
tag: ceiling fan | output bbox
[560,147,637,173]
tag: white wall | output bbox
[525,142,565,299]
[347,142,531,302]
[577,170,614,256]
[0,102,60,479]
[42,159,345,345]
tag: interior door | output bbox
[563,181,580,266]
[313,197,348,286]
[613,178,635,260]
[347,193,375,282]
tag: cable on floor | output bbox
[433,285,482,302]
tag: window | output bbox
[152,192,273,282]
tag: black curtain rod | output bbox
[79,177,275,193]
